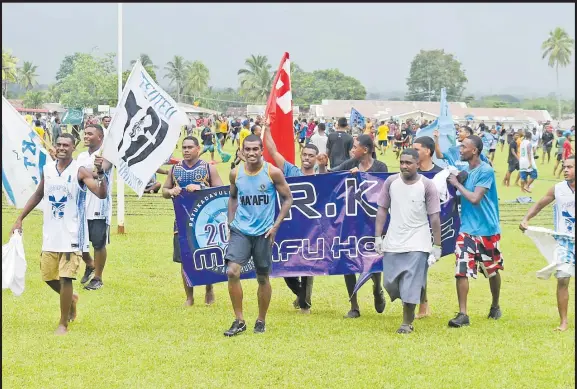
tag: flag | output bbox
[524,227,575,279]
[416,88,456,168]
[263,52,294,166]
[2,97,52,208]
[350,108,366,133]
[101,61,189,197]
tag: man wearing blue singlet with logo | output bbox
[224,134,293,336]
[162,136,223,306]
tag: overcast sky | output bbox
[2,3,575,98]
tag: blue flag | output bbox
[350,108,366,131]
[416,88,456,168]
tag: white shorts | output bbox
[556,263,574,278]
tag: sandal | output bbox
[396,324,414,334]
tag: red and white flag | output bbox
[263,52,294,166]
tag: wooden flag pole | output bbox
[116,2,125,234]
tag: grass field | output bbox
[2,135,575,389]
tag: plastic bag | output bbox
[2,231,27,296]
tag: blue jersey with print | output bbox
[282,161,303,178]
[459,162,501,236]
[172,160,211,233]
[231,162,277,236]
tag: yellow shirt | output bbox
[239,128,251,147]
[219,121,228,134]
[34,126,45,139]
[377,125,389,141]
[365,122,373,134]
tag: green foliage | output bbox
[291,67,366,108]
[541,27,574,69]
[18,61,39,91]
[468,96,575,116]
[238,54,273,103]
[55,53,84,82]
[184,60,210,99]
[406,49,468,101]
[164,55,187,102]
[57,53,117,108]
[22,90,46,108]
[2,48,19,96]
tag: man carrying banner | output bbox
[519,156,575,331]
[162,136,223,306]
[77,124,113,290]
[10,133,109,335]
[224,134,293,336]
[375,148,442,334]
[263,121,323,314]
[446,136,503,328]
[321,134,388,318]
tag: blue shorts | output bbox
[520,170,538,181]
[202,145,214,153]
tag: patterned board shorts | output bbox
[455,232,504,278]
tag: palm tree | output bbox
[18,61,39,91]
[184,60,210,101]
[22,90,46,109]
[2,49,19,97]
[164,55,186,102]
[541,27,574,120]
[238,54,273,103]
[130,53,156,69]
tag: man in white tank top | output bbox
[77,124,113,290]
[520,156,575,331]
[10,133,110,335]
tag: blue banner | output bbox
[350,108,366,131]
[173,172,460,286]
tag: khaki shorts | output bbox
[40,251,82,281]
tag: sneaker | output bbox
[84,278,103,290]
[253,320,266,334]
[223,319,246,337]
[374,289,386,314]
[80,266,95,284]
[488,306,502,320]
[448,312,470,328]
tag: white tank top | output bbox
[42,160,88,252]
[77,148,112,223]
[554,181,575,236]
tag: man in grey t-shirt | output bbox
[375,149,442,334]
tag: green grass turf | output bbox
[2,135,575,388]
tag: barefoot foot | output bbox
[184,299,194,307]
[555,322,568,332]
[205,290,215,305]
[54,325,68,335]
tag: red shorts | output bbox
[455,232,504,278]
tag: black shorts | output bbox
[489,148,496,154]
[499,139,505,144]
[225,226,272,275]
[217,133,226,139]
[507,161,519,173]
[378,140,387,147]
[87,219,109,250]
[557,153,563,161]
[544,145,552,153]
[173,233,182,263]
[298,137,305,144]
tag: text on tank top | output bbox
[231,162,277,236]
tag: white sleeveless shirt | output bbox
[77,147,112,224]
[42,160,89,252]
[554,181,575,236]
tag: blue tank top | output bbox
[231,162,276,236]
[173,159,211,233]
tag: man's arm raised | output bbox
[263,123,287,170]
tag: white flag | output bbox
[524,226,575,279]
[101,61,188,197]
[2,97,53,208]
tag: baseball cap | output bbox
[242,119,249,126]
[563,130,571,136]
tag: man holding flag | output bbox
[77,124,114,290]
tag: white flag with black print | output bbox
[101,61,188,197]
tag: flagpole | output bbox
[116,2,125,234]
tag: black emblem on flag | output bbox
[118,90,169,167]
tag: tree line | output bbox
[2,26,573,118]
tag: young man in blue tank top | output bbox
[520,156,575,332]
[224,134,294,336]
[264,121,324,314]
[162,136,223,306]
